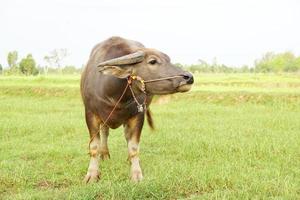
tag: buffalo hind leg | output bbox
[83,111,101,183]
[124,114,144,182]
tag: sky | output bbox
[1,0,300,68]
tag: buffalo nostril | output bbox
[183,75,190,80]
[182,73,194,84]
[187,76,194,84]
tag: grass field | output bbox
[0,73,300,199]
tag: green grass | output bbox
[0,73,300,199]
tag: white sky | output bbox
[1,0,300,68]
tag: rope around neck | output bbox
[100,74,182,127]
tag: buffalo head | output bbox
[97,49,194,94]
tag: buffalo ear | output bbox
[99,66,133,79]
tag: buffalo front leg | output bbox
[124,114,144,182]
[83,111,101,183]
[99,125,110,160]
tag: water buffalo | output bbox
[80,36,193,183]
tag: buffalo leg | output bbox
[83,111,101,183]
[124,113,144,182]
[99,125,110,160]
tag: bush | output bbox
[19,54,38,75]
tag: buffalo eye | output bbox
[148,59,157,65]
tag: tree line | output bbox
[179,51,300,73]
[0,49,81,75]
[1,50,300,75]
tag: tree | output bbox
[6,51,21,74]
[240,65,250,73]
[62,65,78,74]
[0,64,3,74]
[255,51,300,72]
[19,54,38,75]
[44,49,69,74]
[7,51,18,68]
[288,57,300,72]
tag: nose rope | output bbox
[143,75,183,83]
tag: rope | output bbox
[143,75,183,83]
[99,74,182,126]
[128,84,147,112]
[102,80,130,128]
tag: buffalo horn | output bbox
[97,51,145,67]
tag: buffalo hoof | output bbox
[83,170,100,183]
[131,169,143,182]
